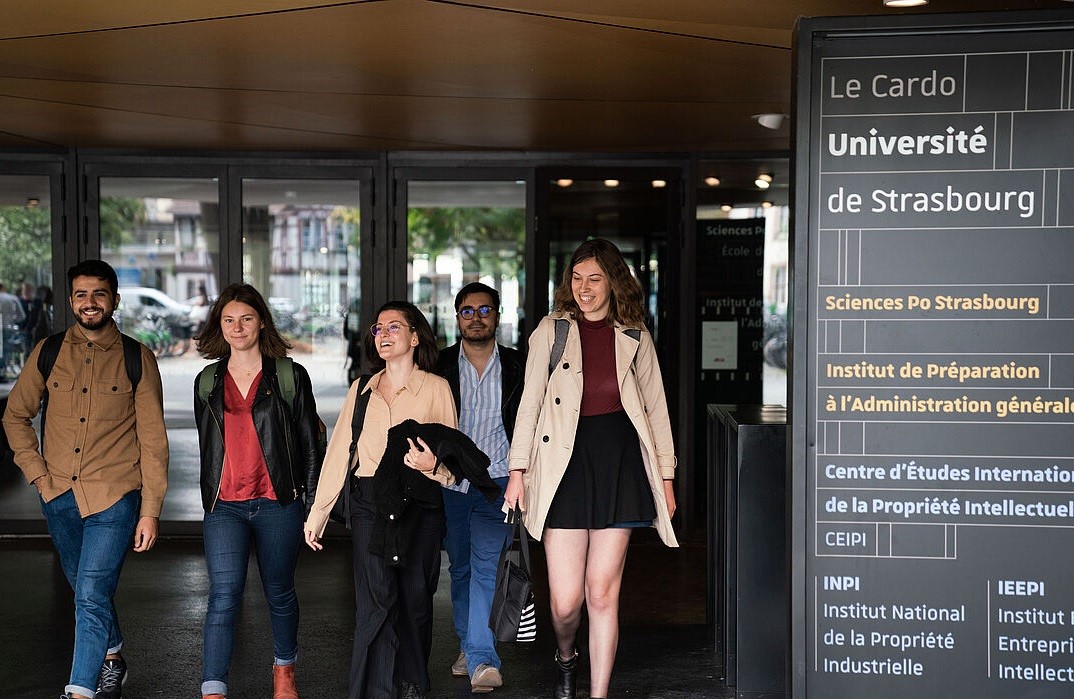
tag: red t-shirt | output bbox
[579,318,624,416]
[219,370,276,502]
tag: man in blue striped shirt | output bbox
[436,282,525,694]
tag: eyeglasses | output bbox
[457,305,496,320]
[370,322,413,336]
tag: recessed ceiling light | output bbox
[761,201,774,209]
[883,0,928,6]
[604,179,620,188]
[720,203,733,212]
[755,173,773,190]
[555,179,573,188]
[651,180,667,188]
[704,176,721,187]
[752,113,786,129]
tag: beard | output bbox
[460,323,496,344]
[75,308,114,332]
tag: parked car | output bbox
[118,287,196,356]
[120,287,193,320]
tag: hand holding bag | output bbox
[489,507,537,643]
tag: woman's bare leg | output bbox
[583,528,631,697]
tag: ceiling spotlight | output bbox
[604,179,620,188]
[555,179,574,188]
[755,173,773,190]
[761,201,774,209]
[752,113,786,130]
[720,203,733,213]
[25,197,40,209]
[651,179,667,188]
[883,0,928,6]
[704,176,721,187]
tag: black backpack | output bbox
[37,331,143,439]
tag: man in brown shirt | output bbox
[3,259,169,699]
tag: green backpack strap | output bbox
[196,361,221,403]
[275,356,297,409]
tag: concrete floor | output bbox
[0,528,730,699]
[0,344,767,698]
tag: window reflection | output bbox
[406,181,526,348]
[241,179,361,407]
[0,175,52,383]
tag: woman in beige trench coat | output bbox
[504,238,679,699]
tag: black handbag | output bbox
[489,507,537,643]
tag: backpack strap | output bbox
[548,318,570,374]
[119,333,142,391]
[196,362,219,404]
[36,332,66,439]
[36,331,65,381]
[275,356,297,410]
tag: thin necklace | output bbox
[230,360,260,376]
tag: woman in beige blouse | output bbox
[304,301,456,699]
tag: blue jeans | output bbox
[443,477,511,675]
[41,488,140,699]
[201,498,303,696]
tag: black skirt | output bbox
[544,410,657,529]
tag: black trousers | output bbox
[348,477,444,698]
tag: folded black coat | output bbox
[369,419,500,566]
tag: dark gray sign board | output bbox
[697,217,765,405]
[793,10,1074,699]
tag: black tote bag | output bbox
[489,507,537,642]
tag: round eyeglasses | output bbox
[457,305,496,320]
[370,322,413,336]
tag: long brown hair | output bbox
[364,300,439,373]
[196,283,293,359]
[551,238,646,327]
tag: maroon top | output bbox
[219,370,276,502]
[579,318,624,416]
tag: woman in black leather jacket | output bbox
[193,283,321,699]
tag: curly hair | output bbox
[67,259,118,296]
[551,238,646,327]
[195,283,293,360]
[364,300,439,373]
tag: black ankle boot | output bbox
[553,649,578,699]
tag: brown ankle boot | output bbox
[273,664,299,699]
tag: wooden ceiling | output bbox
[0,0,1067,153]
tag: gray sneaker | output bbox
[94,656,128,699]
[451,649,467,677]
[471,664,503,693]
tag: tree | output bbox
[407,206,525,277]
[0,206,51,286]
[99,197,146,251]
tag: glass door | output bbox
[394,172,529,349]
[239,177,368,422]
[91,172,224,522]
[536,167,681,360]
[535,165,685,521]
[0,164,65,524]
